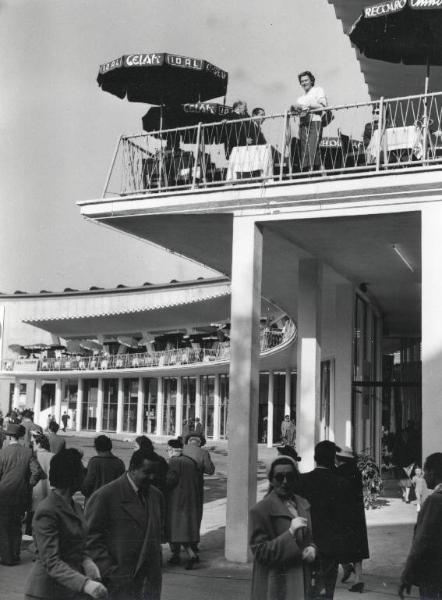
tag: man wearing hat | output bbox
[166,438,201,568]
[300,440,352,600]
[183,433,215,556]
[0,423,43,565]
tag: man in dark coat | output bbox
[82,435,125,503]
[48,420,66,454]
[21,409,43,448]
[85,449,164,600]
[0,423,43,565]
[399,452,442,600]
[300,440,352,600]
[166,438,201,568]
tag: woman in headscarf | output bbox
[249,456,316,600]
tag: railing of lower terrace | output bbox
[2,324,296,373]
[103,92,442,197]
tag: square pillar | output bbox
[284,369,291,416]
[333,283,354,449]
[195,376,201,419]
[55,379,62,424]
[76,378,84,432]
[176,377,183,436]
[12,380,20,410]
[96,378,104,433]
[116,378,124,434]
[213,374,221,441]
[136,376,145,435]
[267,371,274,448]
[296,259,322,472]
[226,217,263,563]
[34,380,42,427]
[422,204,442,460]
[156,377,164,435]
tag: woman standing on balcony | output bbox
[290,70,328,172]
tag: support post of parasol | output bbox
[422,57,430,166]
[102,135,123,198]
[375,97,385,172]
[279,111,290,181]
[192,122,202,189]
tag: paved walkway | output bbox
[0,438,421,599]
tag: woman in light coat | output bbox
[249,456,316,600]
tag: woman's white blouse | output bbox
[297,86,327,122]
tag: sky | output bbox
[0,0,369,294]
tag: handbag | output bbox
[321,109,334,128]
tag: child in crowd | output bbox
[412,467,430,512]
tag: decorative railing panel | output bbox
[103,92,442,197]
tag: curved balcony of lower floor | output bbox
[1,321,296,377]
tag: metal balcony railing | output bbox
[102,92,442,198]
[1,322,296,373]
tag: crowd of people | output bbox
[0,409,215,600]
[250,441,442,600]
[1,404,441,599]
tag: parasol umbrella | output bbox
[349,0,442,159]
[142,102,234,140]
[97,52,228,105]
[349,0,442,96]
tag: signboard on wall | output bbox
[13,358,39,372]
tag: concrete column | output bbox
[226,217,262,563]
[195,376,201,419]
[296,259,322,472]
[76,379,84,432]
[284,370,291,416]
[267,371,274,448]
[55,379,62,423]
[176,377,183,436]
[374,317,383,464]
[12,380,20,409]
[213,374,221,441]
[156,377,164,435]
[96,378,103,433]
[34,380,42,427]
[116,378,124,434]
[422,204,442,460]
[334,283,354,449]
[136,376,144,435]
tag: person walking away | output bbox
[24,448,107,600]
[0,423,43,565]
[336,446,369,593]
[82,435,125,504]
[399,452,442,600]
[48,419,66,454]
[61,411,70,432]
[166,438,201,568]
[300,440,352,600]
[249,456,317,600]
[25,432,54,536]
[281,415,291,444]
[412,467,430,512]
[193,417,203,436]
[85,449,164,600]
